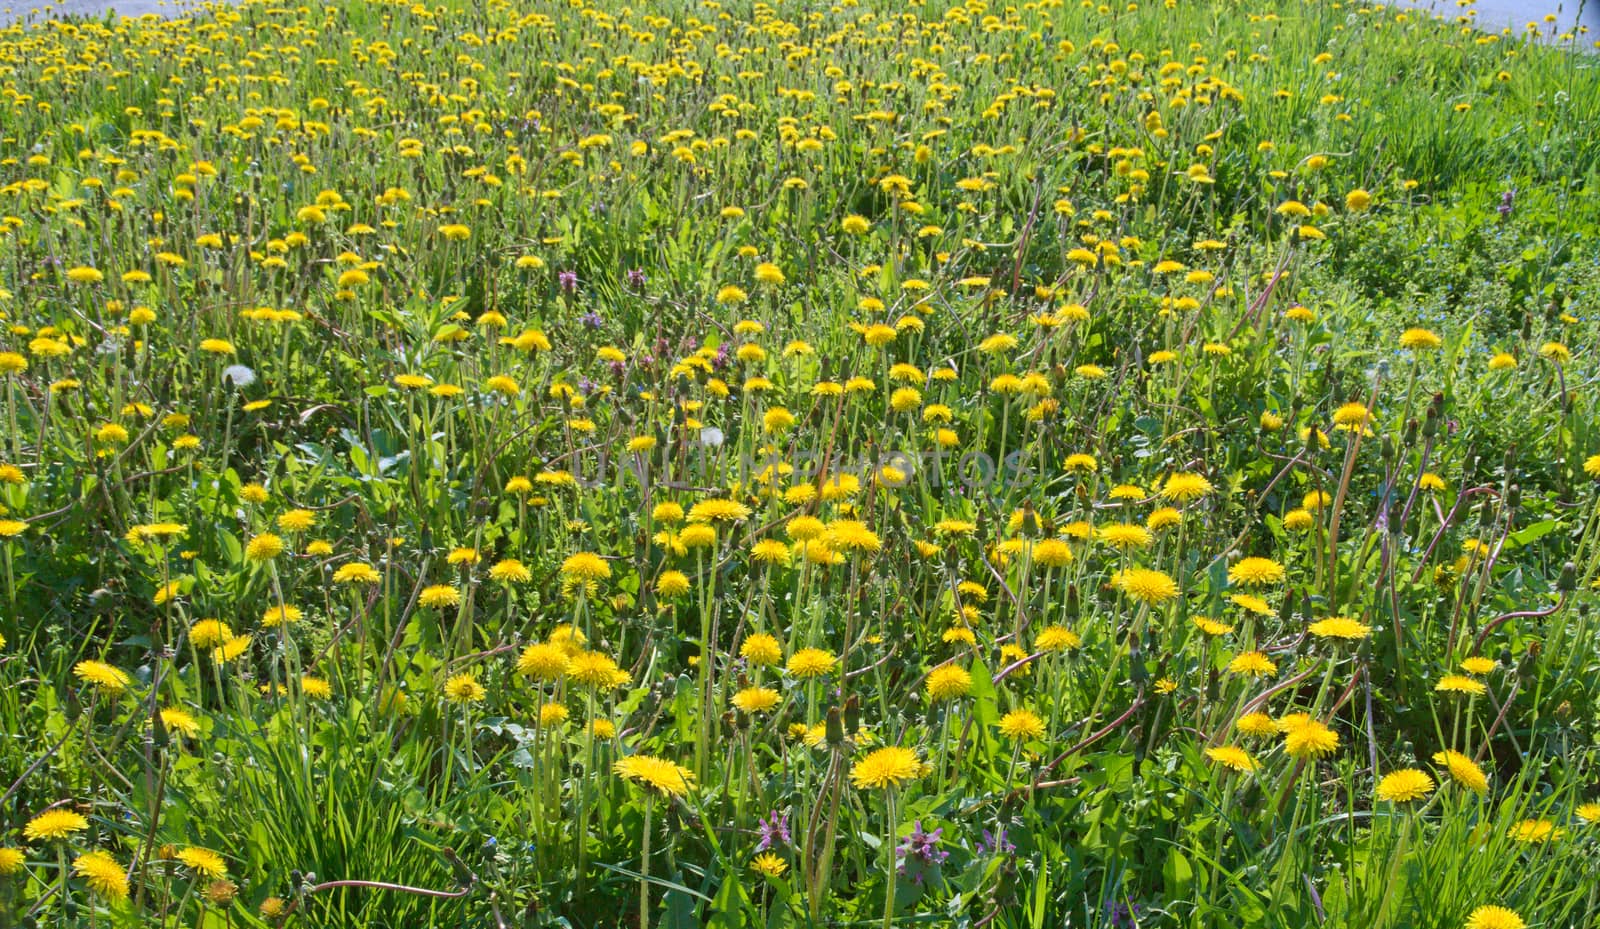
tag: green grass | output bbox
[1,0,1600,927]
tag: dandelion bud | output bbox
[1505,484,1521,509]
[1558,562,1578,592]
[844,694,861,734]
[206,880,239,906]
[1519,642,1541,679]
[1421,411,1437,439]
[1556,700,1573,719]
[825,707,846,746]
[1403,418,1418,445]
[1381,436,1395,462]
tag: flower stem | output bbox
[640,793,653,929]
[882,788,898,929]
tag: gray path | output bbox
[2,0,179,22]
[1411,0,1599,35]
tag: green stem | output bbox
[882,787,898,929]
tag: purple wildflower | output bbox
[1104,900,1141,928]
[976,827,1015,856]
[896,821,948,885]
[558,270,579,292]
[756,811,791,852]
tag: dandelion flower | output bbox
[1097,523,1152,549]
[1230,593,1275,616]
[1227,651,1277,677]
[1400,328,1443,350]
[998,709,1045,741]
[1205,746,1259,772]
[159,707,201,739]
[74,660,132,694]
[1507,819,1563,844]
[24,809,89,843]
[614,754,696,797]
[841,214,871,235]
[444,674,486,704]
[1464,906,1526,929]
[1284,720,1339,757]
[1332,402,1370,428]
[333,562,381,584]
[850,746,925,790]
[74,850,129,901]
[1035,625,1082,652]
[560,552,611,581]
[1227,557,1284,587]
[688,499,753,523]
[1432,750,1489,794]
[733,686,780,714]
[1308,616,1371,640]
[751,852,788,877]
[262,605,302,627]
[244,533,284,561]
[740,634,783,667]
[655,570,692,598]
[66,266,105,284]
[567,651,627,689]
[489,559,532,584]
[787,648,838,679]
[1435,675,1487,696]
[1237,713,1279,737]
[1113,568,1180,605]
[925,664,973,701]
[828,520,882,553]
[177,847,228,878]
[1376,769,1434,802]
[1160,472,1213,501]
[517,643,569,680]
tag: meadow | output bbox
[2,0,1600,926]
